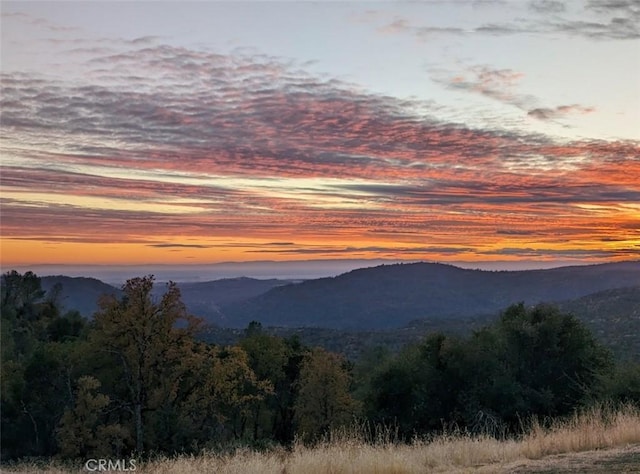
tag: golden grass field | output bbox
[4,404,640,473]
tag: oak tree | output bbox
[90,276,200,455]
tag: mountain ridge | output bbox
[220,261,640,329]
[32,261,640,330]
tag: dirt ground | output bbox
[464,444,640,473]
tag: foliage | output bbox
[56,376,129,459]
[1,270,637,464]
[365,303,616,438]
[294,348,360,442]
[598,360,640,405]
[175,342,272,448]
[89,276,202,454]
[1,271,88,460]
[238,323,290,442]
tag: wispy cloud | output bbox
[435,66,527,106]
[528,105,596,121]
[479,247,630,258]
[148,243,214,249]
[1,11,79,32]
[529,0,567,14]
[1,37,638,263]
[432,65,597,125]
[372,1,639,41]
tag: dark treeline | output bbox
[1,270,639,462]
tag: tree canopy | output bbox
[1,271,638,462]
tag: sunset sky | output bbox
[1,0,639,269]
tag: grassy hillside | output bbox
[6,404,639,473]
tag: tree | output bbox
[1,270,47,358]
[239,323,288,441]
[294,348,359,442]
[268,335,307,444]
[236,327,309,444]
[1,270,45,316]
[1,271,85,460]
[365,333,464,436]
[57,376,129,458]
[175,343,271,448]
[90,276,201,455]
[365,303,614,437]
[494,303,613,420]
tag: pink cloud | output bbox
[1,44,638,261]
[528,104,596,120]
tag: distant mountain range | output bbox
[41,261,639,330]
[40,275,292,319]
[201,285,640,361]
[153,277,294,321]
[41,275,121,317]
[37,261,640,360]
[220,261,640,329]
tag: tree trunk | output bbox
[135,402,143,455]
[253,404,261,441]
[22,401,39,453]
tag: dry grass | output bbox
[4,404,640,473]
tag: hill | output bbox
[41,275,120,317]
[203,284,640,361]
[220,261,640,329]
[37,266,640,360]
[40,275,291,321]
[558,286,640,360]
[155,277,294,324]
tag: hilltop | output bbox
[40,275,120,317]
[220,261,640,329]
[39,261,639,330]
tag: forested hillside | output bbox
[201,285,640,362]
[40,262,639,331]
[558,286,640,360]
[39,275,292,321]
[41,276,120,317]
[38,265,640,361]
[2,270,639,464]
[155,277,294,325]
[221,261,640,329]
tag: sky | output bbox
[1,0,639,271]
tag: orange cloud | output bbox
[1,45,638,266]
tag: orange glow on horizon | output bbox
[2,234,637,268]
